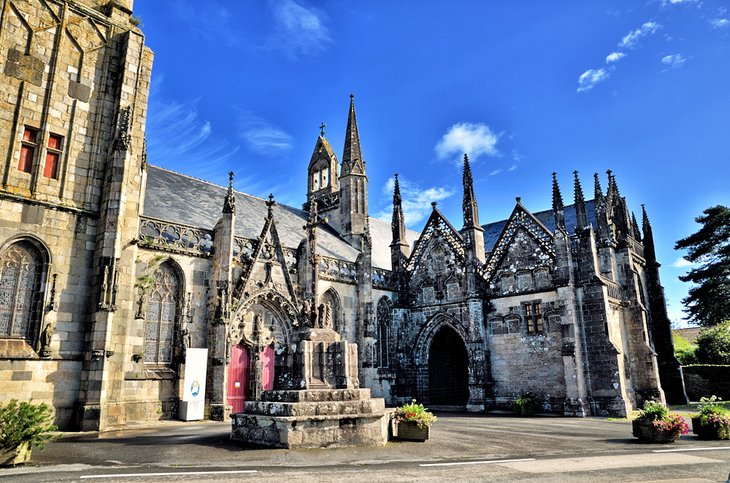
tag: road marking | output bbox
[419,458,536,467]
[653,447,730,453]
[80,470,257,479]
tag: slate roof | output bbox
[369,217,420,270]
[481,200,597,253]
[143,166,360,262]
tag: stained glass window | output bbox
[376,298,391,368]
[144,263,179,364]
[0,241,43,339]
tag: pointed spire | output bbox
[631,211,641,240]
[390,174,409,270]
[607,169,620,199]
[594,172,604,203]
[574,171,588,230]
[552,172,566,231]
[341,94,364,175]
[223,171,236,214]
[642,204,657,262]
[462,154,480,229]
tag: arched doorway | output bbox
[428,326,469,405]
[227,344,275,413]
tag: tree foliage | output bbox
[673,333,698,365]
[675,205,730,327]
[695,321,730,365]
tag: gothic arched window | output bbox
[376,297,392,368]
[144,262,180,364]
[0,241,45,341]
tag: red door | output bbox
[227,344,249,414]
[262,344,274,391]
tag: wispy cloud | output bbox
[237,112,293,155]
[377,177,454,227]
[171,1,238,46]
[672,257,693,268]
[435,122,500,163]
[661,53,687,68]
[659,0,698,6]
[269,0,331,58]
[711,18,729,28]
[605,51,626,63]
[577,68,610,92]
[577,20,661,93]
[508,164,518,172]
[619,21,661,49]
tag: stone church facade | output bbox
[0,0,685,430]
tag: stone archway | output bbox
[428,325,469,405]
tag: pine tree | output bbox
[675,205,730,327]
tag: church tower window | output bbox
[524,301,544,335]
[43,134,63,179]
[19,126,39,173]
[0,241,45,341]
[144,262,180,364]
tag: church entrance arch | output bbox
[227,297,290,412]
[428,325,469,405]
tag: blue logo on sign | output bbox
[190,380,200,397]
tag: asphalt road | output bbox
[2,413,730,482]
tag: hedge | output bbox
[682,365,730,401]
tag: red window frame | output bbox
[43,133,63,179]
[18,126,38,173]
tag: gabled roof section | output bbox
[309,135,338,170]
[407,205,465,271]
[143,166,360,262]
[482,199,597,252]
[481,200,556,281]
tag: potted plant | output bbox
[692,396,730,440]
[0,400,58,466]
[514,392,540,416]
[393,399,437,442]
[632,400,689,443]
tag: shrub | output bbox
[0,400,58,453]
[695,321,730,365]
[514,392,540,416]
[394,400,437,429]
[673,333,698,365]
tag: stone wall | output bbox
[683,365,730,401]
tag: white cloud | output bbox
[619,21,661,49]
[672,257,693,268]
[661,53,687,68]
[237,112,293,154]
[605,51,626,63]
[270,0,331,58]
[378,177,454,227]
[435,122,500,162]
[508,164,518,172]
[577,68,610,93]
[660,0,698,5]
[712,18,729,28]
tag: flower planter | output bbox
[0,442,32,466]
[692,417,730,440]
[395,420,430,442]
[632,419,679,443]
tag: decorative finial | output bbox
[319,122,326,136]
[431,201,437,209]
[350,93,354,100]
[266,193,276,219]
[516,196,522,204]
[223,171,236,214]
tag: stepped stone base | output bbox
[231,389,389,448]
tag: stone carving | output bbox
[139,217,214,257]
[39,323,53,358]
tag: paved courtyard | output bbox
[2,413,730,482]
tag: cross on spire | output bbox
[319,122,326,137]
[266,193,276,219]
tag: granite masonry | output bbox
[0,0,686,432]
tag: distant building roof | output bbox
[673,327,701,344]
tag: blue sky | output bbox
[135,0,730,326]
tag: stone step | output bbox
[259,388,371,403]
[243,397,385,417]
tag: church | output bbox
[0,0,686,430]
